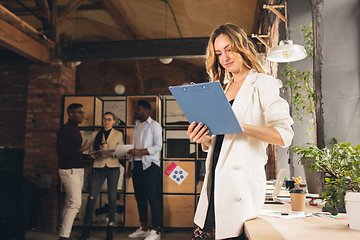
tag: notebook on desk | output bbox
[265,169,287,204]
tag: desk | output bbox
[244,201,360,240]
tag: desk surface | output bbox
[244,201,360,240]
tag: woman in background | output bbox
[80,112,124,240]
[187,23,294,239]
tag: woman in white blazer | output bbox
[187,24,294,240]
[80,112,124,240]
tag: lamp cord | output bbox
[160,0,183,38]
[165,1,167,38]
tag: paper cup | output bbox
[290,189,307,212]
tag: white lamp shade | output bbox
[159,58,173,64]
[114,84,125,94]
[267,40,307,63]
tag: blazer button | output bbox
[234,165,241,170]
[234,196,242,202]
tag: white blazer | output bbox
[194,70,294,239]
[90,129,124,168]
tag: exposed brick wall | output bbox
[24,63,76,231]
[0,64,29,148]
[76,59,207,95]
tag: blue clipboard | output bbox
[168,81,243,135]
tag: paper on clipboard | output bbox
[113,144,134,158]
[169,81,243,135]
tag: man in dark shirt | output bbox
[57,103,93,240]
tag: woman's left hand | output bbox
[187,122,210,143]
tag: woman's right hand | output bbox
[187,122,211,148]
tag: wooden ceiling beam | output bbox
[56,0,86,28]
[0,18,51,64]
[56,37,209,62]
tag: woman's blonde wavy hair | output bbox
[205,23,265,85]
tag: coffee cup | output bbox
[290,188,307,212]
[101,142,108,150]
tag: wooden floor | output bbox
[25,227,193,240]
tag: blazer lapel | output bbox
[232,69,257,123]
[106,129,114,143]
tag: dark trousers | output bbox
[84,167,120,225]
[132,161,160,228]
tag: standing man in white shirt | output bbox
[126,100,162,240]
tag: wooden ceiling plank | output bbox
[0,4,37,33]
[56,0,86,28]
[0,18,51,64]
[101,0,137,40]
[0,3,55,48]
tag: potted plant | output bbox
[292,139,360,230]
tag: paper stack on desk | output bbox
[260,209,312,219]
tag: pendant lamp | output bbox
[267,40,307,63]
[261,3,307,63]
[159,58,173,64]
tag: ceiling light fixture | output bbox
[267,40,307,63]
[115,84,125,94]
[263,2,307,63]
[159,58,173,64]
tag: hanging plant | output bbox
[281,23,316,140]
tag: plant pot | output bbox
[300,157,321,194]
[345,191,360,231]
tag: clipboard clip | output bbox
[180,82,210,92]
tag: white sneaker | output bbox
[144,230,160,240]
[128,227,150,238]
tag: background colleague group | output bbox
[56,100,162,240]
